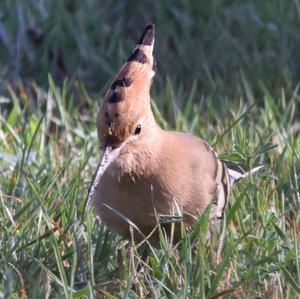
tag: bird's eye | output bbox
[134,124,142,135]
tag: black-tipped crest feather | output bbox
[127,48,147,63]
[111,76,133,90]
[137,23,155,45]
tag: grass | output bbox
[1,76,299,298]
[0,1,300,298]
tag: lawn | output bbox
[0,1,300,298]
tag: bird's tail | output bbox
[226,164,263,187]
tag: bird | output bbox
[84,24,262,246]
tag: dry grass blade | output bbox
[8,263,28,299]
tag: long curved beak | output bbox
[82,145,124,219]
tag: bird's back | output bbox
[157,131,225,218]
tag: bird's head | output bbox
[97,24,158,176]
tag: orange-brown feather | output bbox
[97,38,155,147]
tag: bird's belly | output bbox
[94,172,174,241]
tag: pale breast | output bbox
[94,169,175,240]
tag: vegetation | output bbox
[0,1,299,298]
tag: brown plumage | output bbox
[85,24,261,245]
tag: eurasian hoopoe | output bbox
[84,24,262,245]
